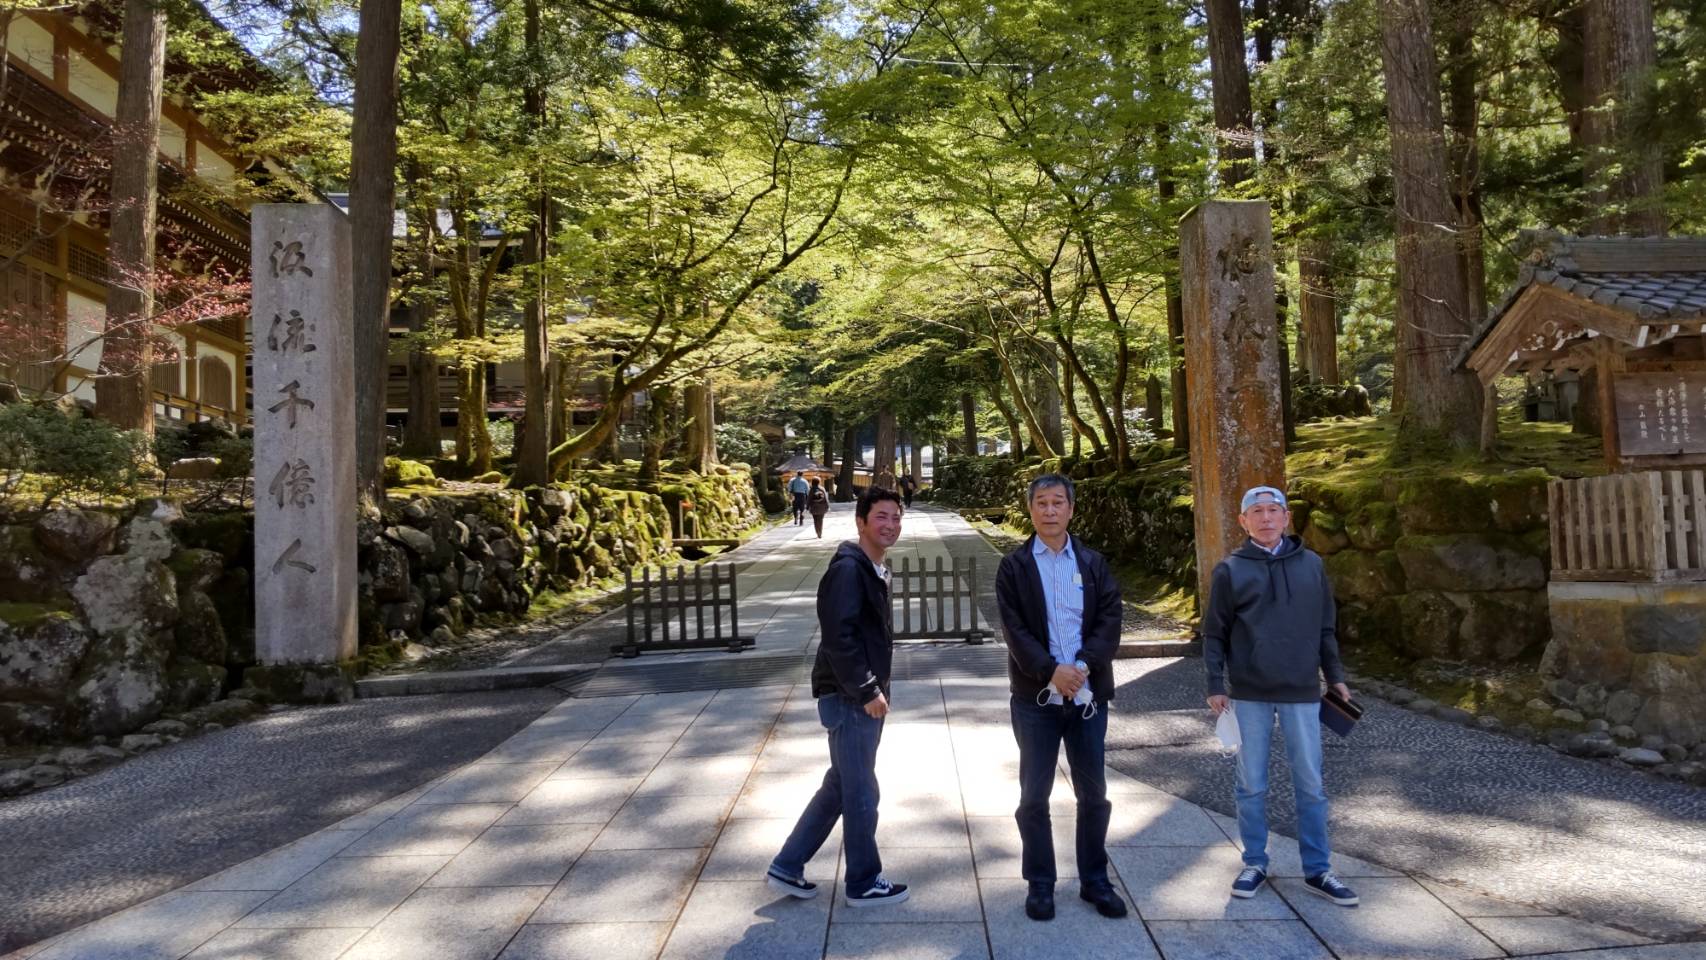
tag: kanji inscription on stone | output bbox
[252,205,356,664]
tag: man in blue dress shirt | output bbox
[994,473,1128,922]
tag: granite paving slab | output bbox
[183,928,367,960]
[700,817,842,882]
[31,892,273,960]
[497,922,674,960]
[825,922,991,960]
[1108,845,1297,921]
[1466,916,1655,955]
[1145,919,1332,960]
[233,855,451,929]
[659,880,832,959]
[497,777,642,825]
[1272,877,1505,960]
[340,886,547,960]
[979,879,1156,960]
[423,822,600,887]
[590,793,735,850]
[530,849,705,924]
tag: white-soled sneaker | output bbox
[765,867,818,899]
[844,876,909,907]
[1304,872,1359,906]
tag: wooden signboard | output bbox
[1613,371,1706,457]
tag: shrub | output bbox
[0,402,148,509]
[715,423,766,466]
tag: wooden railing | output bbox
[1550,471,1706,582]
[891,555,989,643]
[615,563,755,657]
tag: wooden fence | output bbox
[891,555,990,643]
[615,563,754,657]
[1550,470,1706,581]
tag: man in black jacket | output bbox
[767,487,910,908]
[1203,485,1359,908]
[997,473,1129,922]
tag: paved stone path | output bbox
[7,507,1704,959]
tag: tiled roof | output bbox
[1456,232,1706,369]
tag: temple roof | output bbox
[1458,232,1706,384]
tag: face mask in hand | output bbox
[1036,660,1097,719]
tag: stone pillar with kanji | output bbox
[1180,201,1287,605]
[251,204,357,663]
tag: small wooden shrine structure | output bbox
[1459,231,1706,582]
[1461,231,1706,470]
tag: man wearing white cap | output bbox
[1203,485,1359,907]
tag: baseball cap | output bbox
[1240,486,1288,512]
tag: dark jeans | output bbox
[812,513,825,537]
[771,695,885,894]
[792,493,806,524]
[1010,694,1112,888]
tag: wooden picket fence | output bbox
[1549,470,1706,582]
[891,555,990,643]
[615,563,755,657]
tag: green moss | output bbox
[0,601,75,629]
[384,457,441,487]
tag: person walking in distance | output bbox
[789,471,810,525]
[1204,485,1359,907]
[767,488,910,907]
[808,477,830,538]
[996,473,1129,922]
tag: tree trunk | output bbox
[1277,281,1297,446]
[837,426,857,501]
[95,0,166,436]
[640,383,671,481]
[873,409,897,485]
[682,378,716,472]
[1445,3,1488,320]
[511,0,551,487]
[400,200,439,458]
[1037,351,1065,455]
[1582,0,1665,236]
[456,364,490,474]
[1145,375,1165,433]
[1479,382,1499,456]
[1378,0,1484,450]
[1060,355,1105,458]
[550,356,569,448]
[960,392,977,455]
[1298,239,1339,382]
[1205,0,1256,186]
[351,0,402,508]
[604,358,624,463]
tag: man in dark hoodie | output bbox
[1203,485,1359,908]
[997,473,1129,922]
[767,487,910,908]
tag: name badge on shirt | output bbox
[1072,573,1083,588]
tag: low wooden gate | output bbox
[615,563,755,657]
[891,555,989,643]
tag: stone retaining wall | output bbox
[0,470,761,747]
[1542,581,1706,747]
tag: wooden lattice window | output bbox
[1,263,62,392]
[197,355,232,410]
[69,244,109,286]
[0,210,56,263]
[151,360,181,396]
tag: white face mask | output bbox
[1037,660,1096,719]
[1215,709,1242,756]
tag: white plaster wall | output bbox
[64,290,105,404]
[67,49,117,117]
[4,16,56,76]
[159,117,186,164]
[196,145,235,184]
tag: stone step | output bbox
[1116,638,1200,658]
[354,664,599,698]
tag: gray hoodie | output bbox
[1202,535,1345,704]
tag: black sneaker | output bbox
[1304,872,1359,906]
[844,876,909,908]
[1230,866,1267,899]
[765,867,817,899]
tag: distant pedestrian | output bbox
[789,471,810,525]
[996,473,1129,922]
[808,478,830,538]
[768,487,910,908]
[1204,485,1359,908]
[900,473,915,509]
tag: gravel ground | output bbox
[1106,656,1706,940]
[0,689,560,953]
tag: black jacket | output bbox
[997,535,1123,703]
[1202,535,1345,704]
[810,540,894,705]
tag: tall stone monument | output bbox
[1180,201,1286,605]
[251,204,357,663]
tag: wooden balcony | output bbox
[1550,471,1706,582]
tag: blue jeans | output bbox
[1232,699,1331,878]
[771,695,885,894]
[1010,695,1112,888]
